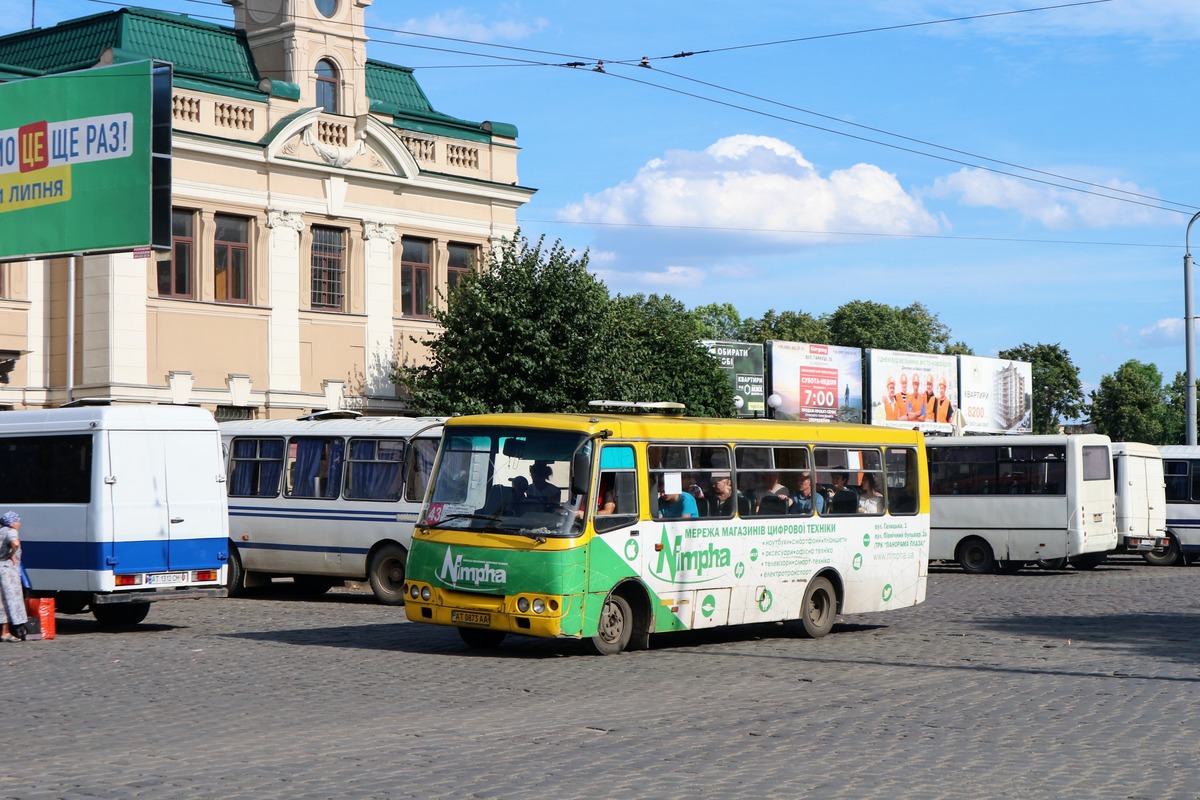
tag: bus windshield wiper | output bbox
[423,512,502,530]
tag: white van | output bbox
[1112,442,1168,556]
[0,403,228,625]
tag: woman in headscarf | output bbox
[0,510,28,642]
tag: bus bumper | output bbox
[1118,535,1171,552]
[403,581,572,638]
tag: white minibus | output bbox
[926,434,1118,573]
[0,403,228,625]
[1111,443,1169,557]
[221,413,444,603]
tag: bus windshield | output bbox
[422,426,592,538]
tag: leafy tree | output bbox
[1164,371,1191,444]
[740,309,830,345]
[997,343,1086,434]
[691,302,744,340]
[395,234,612,415]
[603,294,733,417]
[824,301,951,353]
[1088,360,1172,444]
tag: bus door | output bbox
[1077,443,1117,553]
[108,430,224,574]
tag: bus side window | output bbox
[405,438,440,503]
[886,448,919,515]
[596,445,638,533]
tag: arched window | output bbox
[315,59,339,113]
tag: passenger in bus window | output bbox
[791,473,825,516]
[756,472,792,513]
[595,474,617,515]
[525,461,560,504]
[828,472,859,515]
[858,474,884,514]
[707,473,746,517]
[657,475,698,519]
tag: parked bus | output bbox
[1112,443,1169,557]
[0,403,228,626]
[926,434,1118,573]
[221,413,444,603]
[402,404,929,655]
[1152,445,1200,566]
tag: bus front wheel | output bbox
[587,593,633,655]
[957,538,996,574]
[368,545,407,605]
[1144,536,1182,567]
[800,577,836,638]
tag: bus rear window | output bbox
[1081,445,1111,481]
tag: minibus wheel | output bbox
[92,602,151,627]
[368,544,407,605]
[1143,535,1182,567]
[226,547,246,597]
[799,577,836,638]
[956,537,995,574]
[587,593,633,655]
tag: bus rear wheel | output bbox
[226,546,247,597]
[458,627,506,649]
[956,538,996,574]
[587,593,633,655]
[1144,536,1182,567]
[368,545,407,605]
[799,577,836,638]
[92,602,151,627]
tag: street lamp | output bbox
[1186,211,1200,446]
[766,393,783,419]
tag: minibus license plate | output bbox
[148,572,186,585]
[451,611,490,626]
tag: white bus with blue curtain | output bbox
[221,413,444,604]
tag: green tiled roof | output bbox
[0,6,516,139]
[0,8,260,93]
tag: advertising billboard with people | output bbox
[867,349,959,434]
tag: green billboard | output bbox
[0,60,171,261]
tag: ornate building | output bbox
[0,1,533,416]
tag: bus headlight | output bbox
[420,586,431,601]
[410,585,420,600]
[532,598,545,614]
[517,597,530,613]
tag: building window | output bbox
[315,59,339,114]
[214,214,250,304]
[401,237,431,317]
[311,226,346,310]
[447,243,477,299]
[158,208,195,298]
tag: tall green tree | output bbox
[395,235,612,415]
[1089,360,1173,444]
[824,301,952,353]
[997,342,1086,434]
[1164,371,1191,444]
[604,294,733,416]
[691,302,745,340]
[740,309,830,345]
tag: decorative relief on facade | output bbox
[172,94,201,123]
[447,144,479,169]
[303,124,365,167]
[214,102,255,130]
[267,210,305,231]
[364,221,398,243]
[401,135,436,162]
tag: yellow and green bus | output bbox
[403,404,930,654]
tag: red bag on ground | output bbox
[24,597,55,640]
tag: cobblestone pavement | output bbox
[2,556,1199,800]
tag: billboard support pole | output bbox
[66,254,77,405]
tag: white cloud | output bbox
[928,168,1173,229]
[1140,317,1184,347]
[557,135,939,241]
[399,8,548,42]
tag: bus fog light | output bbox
[517,597,530,613]
[420,586,431,601]
[532,598,545,614]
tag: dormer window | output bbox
[315,59,339,113]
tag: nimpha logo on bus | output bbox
[651,529,731,584]
[437,547,508,591]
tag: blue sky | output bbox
[6,1,1200,397]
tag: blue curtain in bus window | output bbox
[348,440,403,501]
[324,439,346,498]
[229,439,256,496]
[292,438,326,498]
[256,439,285,495]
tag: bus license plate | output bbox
[451,611,490,627]
[148,572,186,585]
